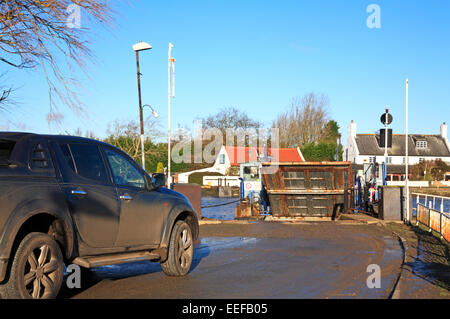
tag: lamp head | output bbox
[133,41,152,52]
[143,104,159,119]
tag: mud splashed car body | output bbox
[0,133,198,299]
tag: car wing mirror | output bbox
[151,173,166,189]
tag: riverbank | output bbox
[411,187,450,197]
[384,221,450,298]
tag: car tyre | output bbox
[0,232,64,299]
[161,220,194,276]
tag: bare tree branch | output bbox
[0,0,114,120]
[105,117,163,158]
[0,73,18,111]
[273,92,330,148]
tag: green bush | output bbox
[301,142,343,161]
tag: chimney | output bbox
[349,120,357,139]
[441,122,448,139]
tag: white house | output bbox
[344,121,450,181]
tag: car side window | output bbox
[0,140,15,161]
[30,143,52,169]
[104,148,146,189]
[58,144,76,173]
[61,143,109,184]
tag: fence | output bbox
[415,194,450,242]
[412,193,450,214]
[202,176,241,187]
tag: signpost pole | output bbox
[405,78,410,224]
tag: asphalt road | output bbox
[61,222,403,299]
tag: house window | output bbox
[219,154,225,164]
[419,158,425,163]
[416,141,427,149]
[369,157,376,163]
[386,157,392,164]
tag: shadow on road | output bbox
[406,225,450,291]
[58,241,211,299]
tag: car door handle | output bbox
[71,189,87,196]
[120,194,133,201]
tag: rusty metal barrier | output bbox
[442,214,450,242]
[417,203,430,226]
[417,203,450,242]
[261,162,354,218]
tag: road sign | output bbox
[380,113,393,125]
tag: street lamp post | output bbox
[133,41,152,170]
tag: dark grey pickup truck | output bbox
[0,132,199,299]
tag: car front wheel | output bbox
[161,220,194,276]
[0,232,64,299]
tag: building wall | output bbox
[355,155,450,165]
[345,121,359,162]
[203,176,241,187]
[387,181,429,187]
[212,146,231,174]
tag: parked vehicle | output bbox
[0,133,199,299]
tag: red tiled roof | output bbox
[258,147,303,163]
[225,146,258,166]
[225,146,303,166]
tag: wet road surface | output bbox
[62,222,403,299]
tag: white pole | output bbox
[385,106,388,158]
[405,78,410,224]
[168,43,173,189]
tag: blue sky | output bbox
[1,0,449,145]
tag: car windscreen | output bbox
[0,140,16,161]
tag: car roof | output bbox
[0,131,112,148]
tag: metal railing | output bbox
[414,193,450,242]
[412,192,449,214]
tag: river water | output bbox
[201,197,239,220]
[201,195,450,220]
